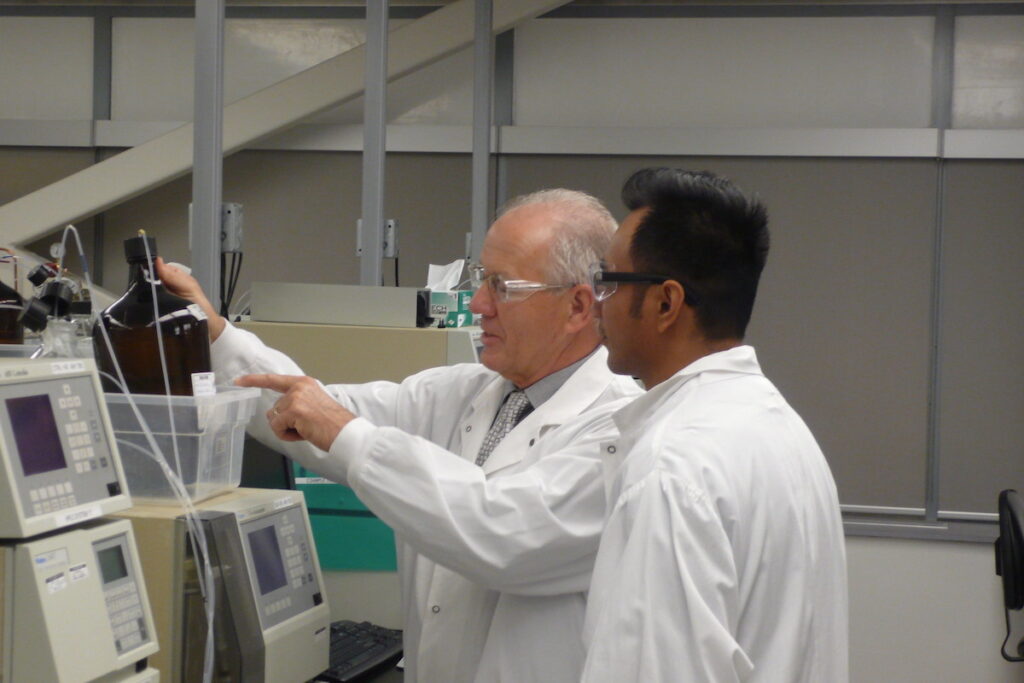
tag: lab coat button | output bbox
[431,605,440,613]
[607,445,617,454]
[529,439,535,446]
[465,426,472,432]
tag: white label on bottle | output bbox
[187,303,208,321]
[50,360,85,375]
[192,372,216,397]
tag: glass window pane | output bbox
[952,16,1024,129]
[515,17,935,128]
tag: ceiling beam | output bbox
[0,0,567,247]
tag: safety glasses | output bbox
[589,261,699,305]
[468,264,574,303]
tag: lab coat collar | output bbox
[480,346,618,475]
[612,345,763,437]
[528,346,616,427]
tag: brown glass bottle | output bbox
[93,235,212,395]
[0,248,23,344]
[0,280,23,344]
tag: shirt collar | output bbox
[612,345,763,433]
[504,347,598,410]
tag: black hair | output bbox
[621,167,769,340]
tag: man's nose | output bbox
[469,285,493,315]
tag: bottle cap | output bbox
[39,280,74,318]
[27,263,59,287]
[124,235,158,263]
[18,297,50,332]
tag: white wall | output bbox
[515,16,936,128]
[0,17,93,119]
[847,537,1023,683]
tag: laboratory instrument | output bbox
[0,357,159,682]
[115,488,330,682]
[0,357,132,538]
[0,518,160,682]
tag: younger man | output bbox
[583,168,848,682]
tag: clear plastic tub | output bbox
[105,386,260,504]
[0,343,35,358]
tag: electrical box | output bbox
[221,203,244,254]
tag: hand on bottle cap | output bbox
[156,257,226,341]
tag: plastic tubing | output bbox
[63,224,217,683]
[138,233,217,683]
[228,289,250,319]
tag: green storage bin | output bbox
[294,463,397,571]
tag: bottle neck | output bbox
[127,259,160,288]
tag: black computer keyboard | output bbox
[316,620,404,683]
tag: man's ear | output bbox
[565,284,597,333]
[654,280,687,333]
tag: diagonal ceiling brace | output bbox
[0,0,568,248]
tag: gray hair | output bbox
[497,189,617,286]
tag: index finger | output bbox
[236,373,306,393]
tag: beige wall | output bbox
[95,150,472,300]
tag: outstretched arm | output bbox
[239,372,626,596]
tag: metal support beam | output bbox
[924,5,956,522]
[493,29,515,212]
[359,0,388,286]
[469,0,494,261]
[91,10,113,286]
[191,0,225,308]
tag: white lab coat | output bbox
[211,324,641,682]
[582,346,848,683]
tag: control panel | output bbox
[0,359,130,538]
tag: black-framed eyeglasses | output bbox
[589,261,699,305]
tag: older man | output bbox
[158,189,640,682]
[582,168,848,682]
